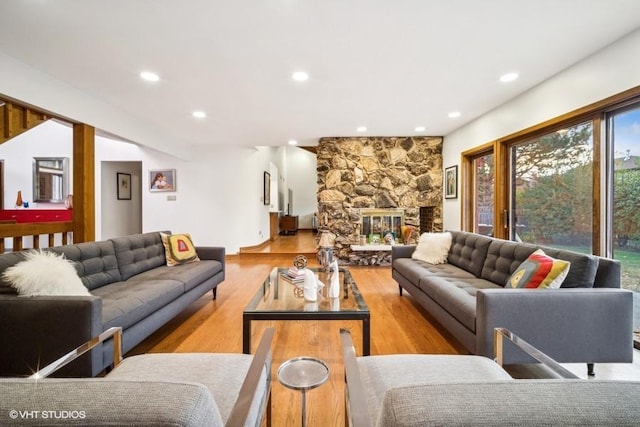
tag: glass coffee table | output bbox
[243,267,370,355]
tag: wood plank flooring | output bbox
[130,230,640,426]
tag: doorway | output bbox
[100,161,142,239]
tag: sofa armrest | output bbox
[340,328,373,427]
[391,245,415,260]
[476,288,634,364]
[227,327,274,427]
[196,246,225,270]
[0,295,103,377]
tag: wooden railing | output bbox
[0,221,73,252]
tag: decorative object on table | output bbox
[302,269,318,302]
[117,172,132,200]
[263,171,270,205]
[293,255,307,270]
[401,225,416,244]
[317,231,334,272]
[149,169,176,192]
[445,164,458,199]
[328,259,340,298]
[369,233,381,245]
[64,194,73,209]
[22,201,29,208]
[15,191,22,207]
[281,267,305,284]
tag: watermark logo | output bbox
[8,409,86,420]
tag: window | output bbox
[473,153,494,236]
[509,122,593,253]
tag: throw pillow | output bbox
[411,232,452,265]
[161,232,200,266]
[506,249,571,289]
[1,250,90,297]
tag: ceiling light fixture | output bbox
[448,111,461,119]
[356,126,367,132]
[292,71,309,81]
[415,126,426,132]
[140,71,160,82]
[499,72,519,83]
[288,140,298,145]
[192,111,206,119]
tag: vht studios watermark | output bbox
[8,409,86,420]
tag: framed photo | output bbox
[149,169,176,192]
[444,165,458,199]
[263,171,271,205]
[117,172,132,200]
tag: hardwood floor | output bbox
[130,230,640,426]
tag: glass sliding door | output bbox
[473,153,494,236]
[509,122,593,252]
[608,104,640,341]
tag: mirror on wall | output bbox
[32,157,69,203]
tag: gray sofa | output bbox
[0,231,225,377]
[392,230,634,368]
[340,329,640,427]
[0,327,274,427]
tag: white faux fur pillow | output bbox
[411,232,453,265]
[2,250,90,297]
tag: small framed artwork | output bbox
[149,169,176,192]
[444,165,458,199]
[263,171,271,205]
[117,173,132,200]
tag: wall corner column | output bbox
[73,123,95,242]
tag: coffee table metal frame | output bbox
[243,267,370,355]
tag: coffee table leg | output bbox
[363,316,370,356]
[243,316,251,354]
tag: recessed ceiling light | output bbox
[499,72,519,83]
[192,111,206,118]
[356,126,367,132]
[140,71,160,82]
[292,71,309,81]
[288,140,298,145]
[448,111,461,119]
[415,126,426,132]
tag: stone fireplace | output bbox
[317,136,443,265]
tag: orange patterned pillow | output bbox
[506,249,570,289]
[161,233,200,266]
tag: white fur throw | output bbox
[2,250,90,297]
[411,232,453,265]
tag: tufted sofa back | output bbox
[50,240,121,290]
[111,231,168,281]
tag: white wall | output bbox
[100,161,142,239]
[443,28,640,231]
[285,146,318,228]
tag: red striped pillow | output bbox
[506,249,570,289]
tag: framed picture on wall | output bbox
[444,165,458,199]
[117,172,132,200]
[263,171,270,205]
[149,169,176,192]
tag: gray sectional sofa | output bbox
[392,230,634,368]
[0,231,225,377]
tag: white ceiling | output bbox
[1,0,640,148]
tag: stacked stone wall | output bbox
[316,136,443,265]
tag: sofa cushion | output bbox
[356,355,512,427]
[481,239,538,285]
[1,250,90,296]
[393,258,476,285]
[538,246,598,288]
[0,379,222,426]
[93,280,184,329]
[107,353,268,426]
[447,231,493,277]
[377,380,640,427]
[411,232,452,264]
[418,275,501,332]
[49,240,121,290]
[126,260,223,292]
[161,232,200,266]
[506,249,570,289]
[111,232,168,281]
